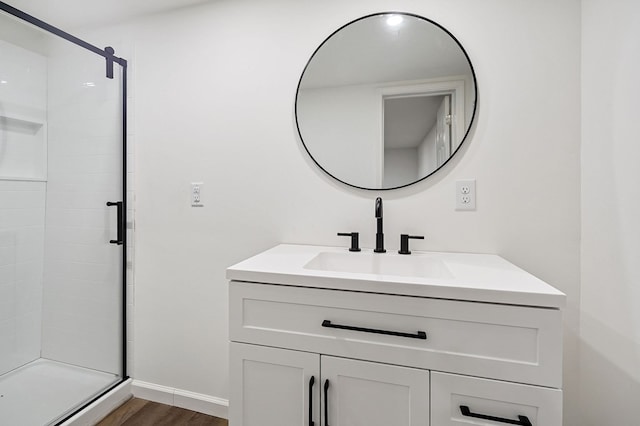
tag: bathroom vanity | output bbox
[227,244,565,426]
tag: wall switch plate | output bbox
[456,179,476,211]
[191,182,203,207]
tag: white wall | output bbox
[102,1,581,424]
[579,0,640,424]
[298,85,381,187]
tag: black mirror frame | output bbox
[294,11,478,191]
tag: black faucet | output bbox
[374,197,386,253]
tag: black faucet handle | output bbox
[398,234,425,255]
[337,232,361,252]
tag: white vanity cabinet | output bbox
[227,245,566,426]
[230,342,430,426]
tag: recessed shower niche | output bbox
[0,38,47,180]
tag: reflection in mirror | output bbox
[295,12,477,190]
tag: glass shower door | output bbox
[0,4,127,425]
[43,25,124,379]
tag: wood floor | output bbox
[96,398,228,426]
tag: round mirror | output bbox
[295,12,477,190]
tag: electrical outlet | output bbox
[456,179,476,211]
[191,182,203,207]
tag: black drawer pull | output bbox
[460,405,532,426]
[322,320,427,340]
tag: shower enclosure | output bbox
[0,2,128,425]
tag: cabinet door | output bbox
[321,356,430,426]
[230,343,320,426]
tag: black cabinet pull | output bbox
[309,376,315,426]
[324,379,329,426]
[322,320,427,340]
[106,201,124,245]
[460,405,532,426]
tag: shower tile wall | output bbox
[41,38,124,375]
[0,39,47,377]
[0,181,46,376]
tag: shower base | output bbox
[0,358,118,426]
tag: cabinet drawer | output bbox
[229,281,562,387]
[431,371,562,426]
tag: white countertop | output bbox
[226,244,566,308]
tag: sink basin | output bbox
[303,251,454,279]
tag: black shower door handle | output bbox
[460,405,533,426]
[106,201,124,245]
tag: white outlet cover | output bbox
[456,179,476,211]
[191,182,204,207]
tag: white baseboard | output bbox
[61,379,132,426]
[132,380,229,419]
